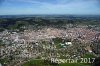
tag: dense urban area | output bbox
[0,15,100,66]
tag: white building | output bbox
[65,42,72,46]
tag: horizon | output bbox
[0,0,100,15]
[0,14,100,16]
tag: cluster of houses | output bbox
[0,26,100,65]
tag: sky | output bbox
[0,0,100,15]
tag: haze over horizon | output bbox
[0,0,100,15]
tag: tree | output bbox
[92,57,100,66]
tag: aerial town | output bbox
[0,15,100,66]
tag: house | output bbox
[85,46,93,53]
[65,42,72,46]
